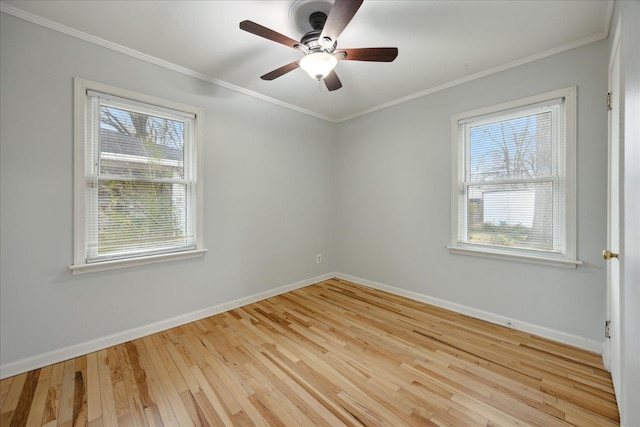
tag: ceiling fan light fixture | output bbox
[240,0,396,91]
[299,52,337,80]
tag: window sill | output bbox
[69,249,208,275]
[446,246,582,269]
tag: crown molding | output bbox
[0,2,336,123]
[1,1,614,124]
[337,30,610,123]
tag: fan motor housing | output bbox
[299,12,336,53]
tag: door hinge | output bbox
[606,92,612,111]
[605,320,611,338]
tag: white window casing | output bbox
[71,78,206,274]
[448,87,580,268]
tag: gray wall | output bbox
[0,13,336,367]
[334,40,608,342]
[1,9,613,372]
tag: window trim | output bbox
[448,87,580,268]
[71,78,206,274]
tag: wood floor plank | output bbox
[179,390,206,427]
[25,369,51,427]
[56,360,76,426]
[141,336,193,426]
[72,365,88,427]
[189,364,236,426]
[8,369,39,427]
[134,340,179,427]
[96,349,118,427]
[0,372,27,420]
[41,362,64,426]
[86,352,102,424]
[149,334,189,395]
[190,389,223,426]
[0,278,620,426]
[0,376,14,411]
[116,345,145,427]
[164,340,200,394]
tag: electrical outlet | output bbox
[316,254,322,264]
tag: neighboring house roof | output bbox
[100,128,183,162]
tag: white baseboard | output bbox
[335,273,604,354]
[0,272,336,379]
[1,271,604,379]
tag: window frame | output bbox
[448,87,581,268]
[71,78,206,274]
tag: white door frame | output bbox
[604,21,623,405]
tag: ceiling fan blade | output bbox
[261,61,300,81]
[320,0,364,44]
[239,20,300,49]
[324,70,342,91]
[336,47,398,62]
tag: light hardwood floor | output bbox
[0,278,619,426]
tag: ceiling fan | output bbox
[239,0,398,91]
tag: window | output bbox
[449,87,579,267]
[71,78,205,274]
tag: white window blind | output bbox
[450,87,578,266]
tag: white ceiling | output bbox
[1,0,613,122]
